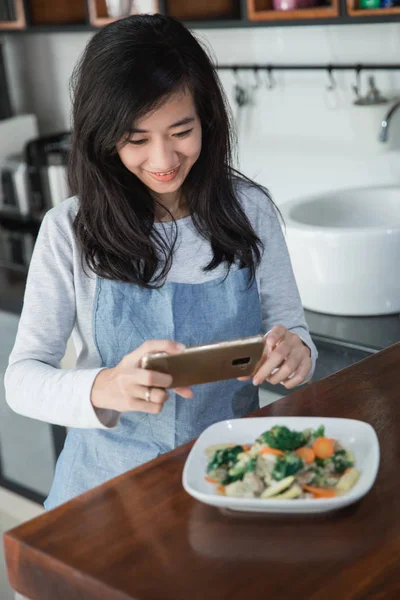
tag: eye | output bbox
[128,139,147,146]
[173,128,193,138]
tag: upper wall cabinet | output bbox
[1,0,400,32]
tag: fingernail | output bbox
[253,378,259,386]
[177,343,186,350]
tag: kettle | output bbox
[25,132,71,220]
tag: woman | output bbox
[5,14,317,510]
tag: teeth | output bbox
[154,169,176,176]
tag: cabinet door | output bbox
[0,310,58,503]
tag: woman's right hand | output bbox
[91,340,193,414]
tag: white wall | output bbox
[2,23,400,204]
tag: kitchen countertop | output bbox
[304,309,400,352]
[4,343,400,600]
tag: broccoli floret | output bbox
[224,458,257,485]
[258,425,306,451]
[311,465,329,487]
[207,445,243,473]
[332,450,353,474]
[312,425,325,440]
[315,450,353,475]
[272,453,304,481]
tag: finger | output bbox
[266,353,302,385]
[265,325,287,352]
[253,342,291,385]
[282,359,312,389]
[173,387,194,398]
[125,340,186,368]
[133,368,173,389]
[140,339,186,355]
[131,385,169,405]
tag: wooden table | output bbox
[4,343,400,600]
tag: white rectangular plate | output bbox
[182,417,380,514]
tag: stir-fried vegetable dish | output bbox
[205,425,360,500]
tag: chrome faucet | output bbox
[379,100,400,142]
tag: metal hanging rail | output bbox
[216,64,400,71]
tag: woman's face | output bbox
[118,89,202,198]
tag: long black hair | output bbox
[70,14,270,287]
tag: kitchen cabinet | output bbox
[0,308,65,504]
[0,222,66,505]
[1,0,400,32]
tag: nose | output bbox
[148,139,178,172]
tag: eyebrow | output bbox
[131,116,196,134]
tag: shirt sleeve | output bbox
[4,210,119,429]
[243,185,318,381]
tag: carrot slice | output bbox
[295,447,315,463]
[242,444,251,451]
[260,447,285,457]
[216,485,226,495]
[312,437,335,459]
[204,476,219,484]
[302,484,336,498]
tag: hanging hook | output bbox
[233,67,240,83]
[233,68,248,107]
[252,67,261,90]
[352,65,362,99]
[265,67,275,90]
[326,66,336,91]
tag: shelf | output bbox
[346,0,400,16]
[167,0,240,20]
[1,0,400,32]
[0,0,26,30]
[247,0,339,20]
[90,16,117,27]
[29,0,87,25]
[0,0,88,31]
[88,0,161,27]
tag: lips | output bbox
[147,166,180,182]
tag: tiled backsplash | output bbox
[2,23,400,204]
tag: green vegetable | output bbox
[311,465,329,487]
[272,453,304,481]
[224,458,257,485]
[311,425,325,440]
[258,426,307,451]
[207,445,243,473]
[332,450,353,474]
[314,450,354,476]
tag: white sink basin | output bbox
[282,186,400,316]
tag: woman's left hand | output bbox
[244,325,312,389]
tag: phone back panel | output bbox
[142,336,265,388]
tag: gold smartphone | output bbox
[140,335,265,388]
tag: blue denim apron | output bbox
[44,267,262,509]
